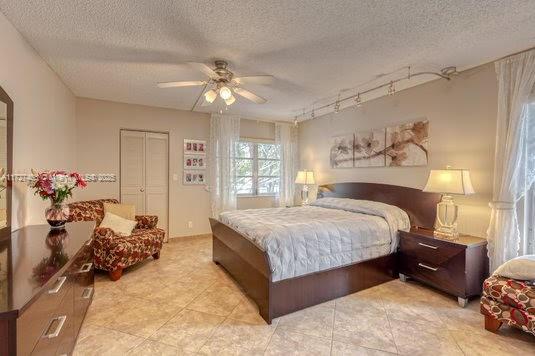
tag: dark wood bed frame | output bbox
[209,182,440,324]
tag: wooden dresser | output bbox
[398,227,488,307]
[0,222,94,356]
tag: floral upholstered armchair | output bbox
[67,199,165,281]
[480,275,535,336]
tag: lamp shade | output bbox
[423,169,475,195]
[295,171,315,185]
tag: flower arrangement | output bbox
[29,170,87,228]
[29,170,87,205]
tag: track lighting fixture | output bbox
[388,81,395,96]
[354,92,362,107]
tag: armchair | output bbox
[67,199,165,281]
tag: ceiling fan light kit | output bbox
[157,60,273,110]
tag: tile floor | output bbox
[73,235,535,355]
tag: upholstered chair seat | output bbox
[67,199,165,280]
[480,274,535,336]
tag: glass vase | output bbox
[45,202,70,229]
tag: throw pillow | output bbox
[104,202,135,220]
[100,212,137,236]
[494,255,535,280]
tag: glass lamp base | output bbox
[434,195,459,239]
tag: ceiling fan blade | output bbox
[157,80,206,88]
[187,62,219,79]
[233,87,267,104]
[232,75,274,85]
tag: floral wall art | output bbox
[330,120,429,168]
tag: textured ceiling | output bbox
[1,0,534,120]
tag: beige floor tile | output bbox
[277,304,335,339]
[201,317,277,352]
[104,297,181,338]
[265,329,332,355]
[389,319,462,355]
[383,298,444,327]
[73,325,144,356]
[451,327,535,355]
[148,309,225,352]
[333,310,397,353]
[331,341,397,355]
[228,295,267,324]
[127,339,178,355]
[186,281,244,316]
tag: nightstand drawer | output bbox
[399,255,464,296]
[399,233,464,265]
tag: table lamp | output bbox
[423,167,475,238]
[295,170,315,205]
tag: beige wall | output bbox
[75,98,211,238]
[299,64,498,237]
[0,12,77,230]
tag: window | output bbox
[234,141,280,196]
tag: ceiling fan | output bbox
[157,60,274,107]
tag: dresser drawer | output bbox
[17,275,73,356]
[399,255,465,296]
[31,285,74,356]
[399,233,465,265]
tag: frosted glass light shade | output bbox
[204,89,217,103]
[224,95,236,106]
[423,169,475,195]
[295,171,315,185]
[219,86,232,100]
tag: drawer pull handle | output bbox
[43,315,67,339]
[79,263,93,273]
[48,276,67,294]
[82,287,93,299]
[418,242,438,250]
[418,263,438,272]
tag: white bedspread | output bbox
[219,198,410,282]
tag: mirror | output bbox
[0,86,12,234]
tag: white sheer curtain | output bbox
[208,114,240,218]
[275,122,298,207]
[487,49,535,272]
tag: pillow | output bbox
[104,202,135,220]
[494,255,535,280]
[99,212,137,236]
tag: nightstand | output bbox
[398,227,488,307]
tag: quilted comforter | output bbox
[219,197,410,282]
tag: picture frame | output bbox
[183,170,205,185]
[184,154,206,169]
[184,139,206,155]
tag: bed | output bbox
[209,182,440,324]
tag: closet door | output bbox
[145,132,168,232]
[120,131,146,212]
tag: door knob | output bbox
[140,188,145,192]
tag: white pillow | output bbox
[494,255,535,280]
[99,212,137,236]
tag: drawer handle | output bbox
[418,242,438,250]
[43,315,67,339]
[82,287,93,299]
[48,276,67,294]
[79,263,93,273]
[418,263,438,272]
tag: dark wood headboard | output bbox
[317,182,441,229]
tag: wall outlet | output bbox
[187,221,193,228]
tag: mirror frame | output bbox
[0,86,13,237]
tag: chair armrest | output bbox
[92,227,116,249]
[135,215,159,229]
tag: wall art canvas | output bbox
[354,129,386,167]
[385,120,429,166]
[330,134,354,168]
[184,155,205,169]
